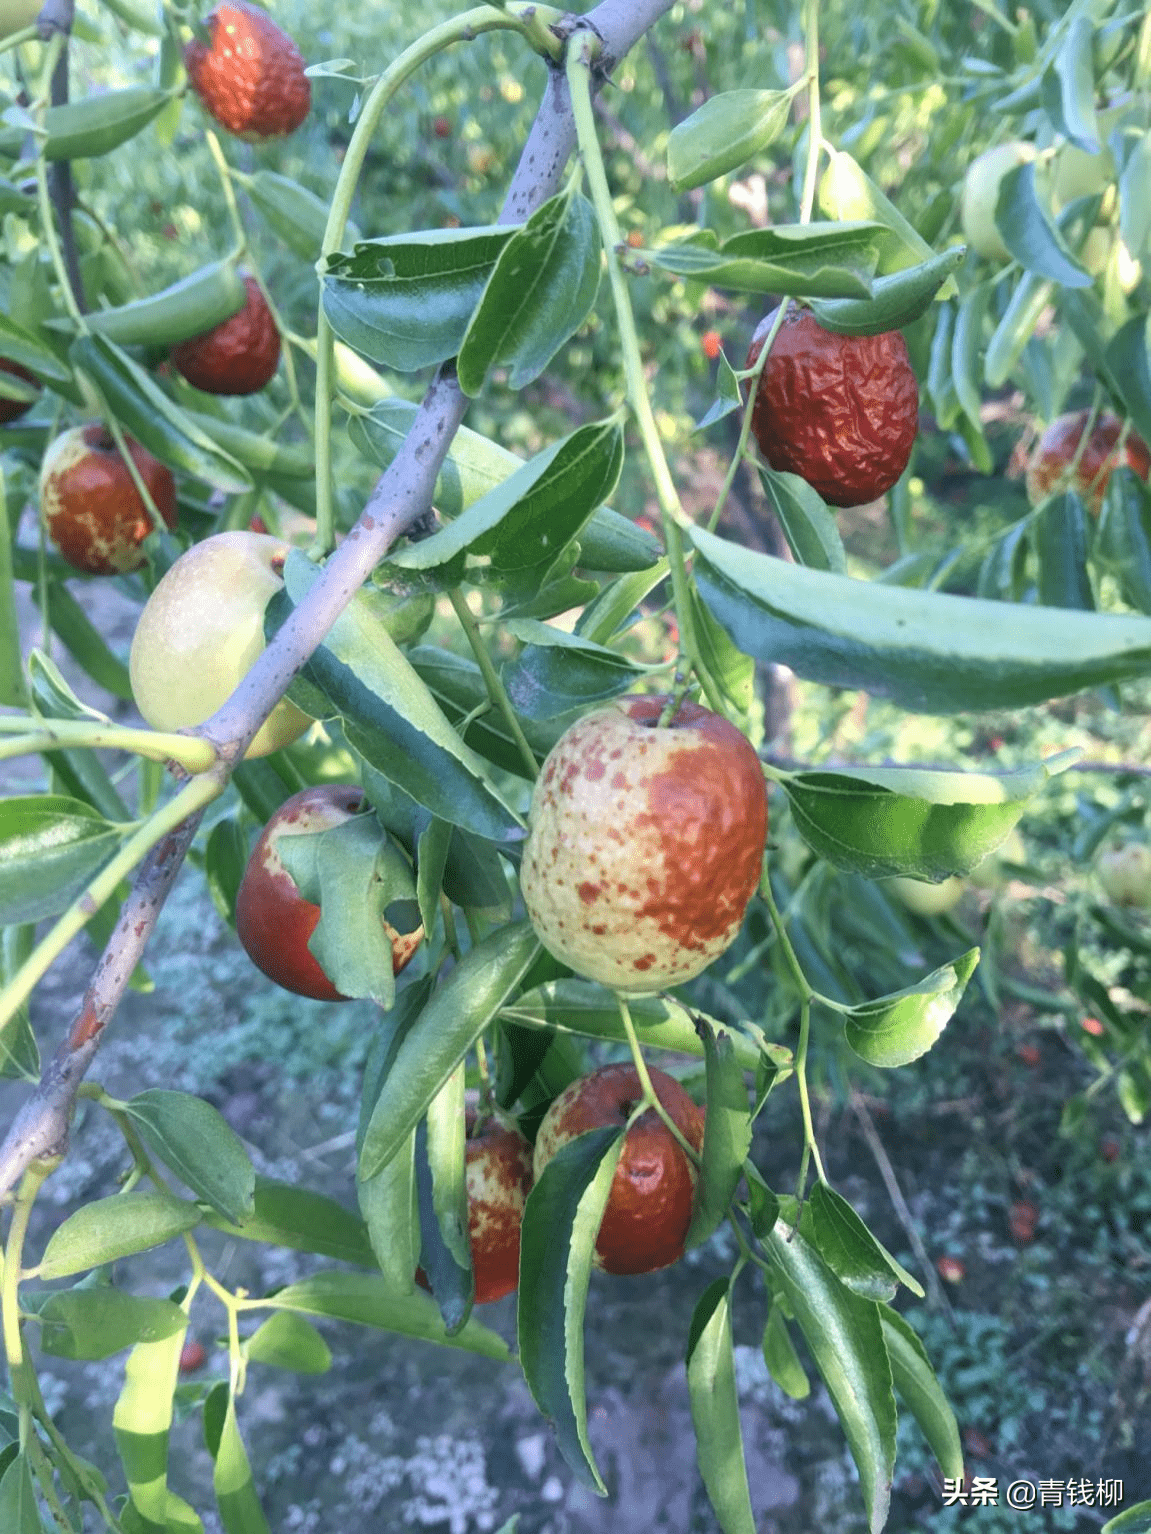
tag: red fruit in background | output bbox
[701,329,723,361]
[1008,1199,1039,1243]
[1100,1135,1121,1164]
[38,425,177,575]
[935,1255,966,1284]
[1025,409,1150,516]
[178,1340,207,1373]
[234,785,423,1001]
[520,695,768,993]
[963,1427,993,1460]
[432,115,452,139]
[1016,1043,1041,1067]
[746,307,919,507]
[1081,1016,1105,1037]
[0,357,39,423]
[532,1063,705,1276]
[184,0,310,141]
[170,276,280,396]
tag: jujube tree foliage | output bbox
[1,0,1150,1530]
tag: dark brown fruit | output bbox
[184,0,310,141]
[1025,409,1151,516]
[39,425,177,575]
[0,357,39,423]
[533,1063,705,1276]
[746,307,919,507]
[170,276,280,396]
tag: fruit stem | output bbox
[797,0,823,225]
[0,718,218,774]
[616,995,702,1167]
[202,129,248,260]
[448,588,538,779]
[1,1164,49,1382]
[311,5,546,557]
[565,30,725,715]
[31,33,86,330]
[0,773,223,1051]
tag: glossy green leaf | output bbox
[38,1288,187,1360]
[322,225,515,371]
[951,283,992,435]
[685,1280,756,1534]
[84,262,246,348]
[199,1178,375,1267]
[71,335,252,493]
[762,1304,810,1399]
[842,948,980,1068]
[0,927,38,1081]
[1104,315,1151,448]
[0,312,71,382]
[667,88,792,192]
[879,1306,962,1482]
[1098,469,1151,614]
[1102,1501,1151,1533]
[359,923,539,1180]
[926,301,961,429]
[502,620,644,720]
[244,1311,331,1375]
[808,249,964,335]
[648,222,880,298]
[1034,491,1095,610]
[691,524,1151,713]
[995,162,1092,285]
[38,1193,201,1280]
[210,1395,270,1534]
[762,1221,895,1533]
[691,584,756,721]
[416,1076,473,1334]
[1041,18,1099,152]
[242,170,360,262]
[268,1271,511,1358]
[686,1024,751,1250]
[985,271,1054,389]
[203,816,247,928]
[114,1324,186,1528]
[281,554,521,843]
[457,187,601,394]
[0,795,125,925]
[358,1127,419,1292]
[805,1184,921,1300]
[180,410,314,481]
[757,468,846,573]
[0,1455,45,1534]
[817,149,938,274]
[38,86,169,159]
[518,1127,623,1493]
[121,1090,255,1225]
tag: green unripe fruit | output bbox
[961,141,1035,261]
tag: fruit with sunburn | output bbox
[128,530,311,758]
[960,141,1035,261]
[234,785,423,1000]
[170,275,281,396]
[184,0,311,141]
[0,357,39,423]
[38,424,177,575]
[1025,410,1151,516]
[520,694,768,993]
[533,1063,705,1276]
[746,307,918,507]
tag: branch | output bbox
[40,0,86,314]
[0,0,681,1201]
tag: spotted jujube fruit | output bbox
[39,424,177,575]
[184,0,311,141]
[520,694,768,993]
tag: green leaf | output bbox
[83,262,247,349]
[781,761,1046,880]
[415,1077,473,1333]
[0,312,71,382]
[667,88,792,192]
[1103,1501,1151,1534]
[211,1396,271,1534]
[457,188,601,394]
[38,1288,187,1360]
[199,1178,375,1267]
[268,1271,511,1358]
[762,1303,809,1399]
[38,1193,201,1279]
[0,1455,46,1534]
[685,1279,756,1534]
[805,1184,921,1300]
[359,923,539,1179]
[41,86,170,160]
[648,222,880,298]
[71,334,252,493]
[879,1306,962,1482]
[690,585,756,720]
[686,1024,751,1250]
[762,1221,895,1533]
[0,468,24,711]
[1120,133,1151,257]
[121,1090,255,1225]
[808,249,964,335]
[114,1326,186,1529]
[357,1128,419,1293]
[242,170,359,262]
[502,621,645,720]
[281,554,522,843]
[0,794,125,924]
[995,162,1092,286]
[1104,314,1151,449]
[243,1311,331,1375]
[842,948,980,1068]
[1041,17,1099,152]
[1034,491,1095,610]
[0,927,39,1081]
[30,579,134,701]
[518,1127,623,1492]
[817,149,939,274]
[1098,469,1151,614]
[203,815,247,928]
[985,271,1054,389]
[322,225,515,371]
[757,469,846,573]
[691,523,1151,713]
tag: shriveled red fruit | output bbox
[170,276,280,396]
[520,695,768,993]
[0,357,39,423]
[746,307,919,507]
[533,1063,705,1275]
[178,1340,207,1373]
[184,0,310,141]
[234,785,423,1001]
[38,424,177,575]
[1025,409,1151,516]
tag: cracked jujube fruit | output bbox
[519,694,768,992]
[746,307,919,507]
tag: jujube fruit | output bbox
[0,357,39,423]
[533,1063,705,1276]
[1025,409,1150,516]
[170,275,280,396]
[520,694,768,993]
[234,784,423,1000]
[419,1116,534,1304]
[960,141,1035,262]
[185,0,311,141]
[746,307,919,507]
[1095,843,1151,908]
[38,424,177,575]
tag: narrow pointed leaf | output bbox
[1042,18,1100,152]
[268,1271,510,1358]
[758,469,846,573]
[805,1184,921,1300]
[199,1178,376,1267]
[1034,491,1095,610]
[808,249,964,335]
[667,88,792,191]
[114,1326,186,1530]
[880,1306,963,1482]
[686,1025,751,1249]
[244,1312,331,1375]
[843,948,980,1068]
[211,1396,270,1534]
[358,1128,419,1292]
[416,1064,473,1334]
[0,795,125,924]
[686,1280,756,1534]
[0,1455,46,1533]
[649,222,880,298]
[1098,469,1151,613]
[995,162,1092,285]
[1104,315,1151,448]
[817,149,938,273]
[762,1304,810,1399]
